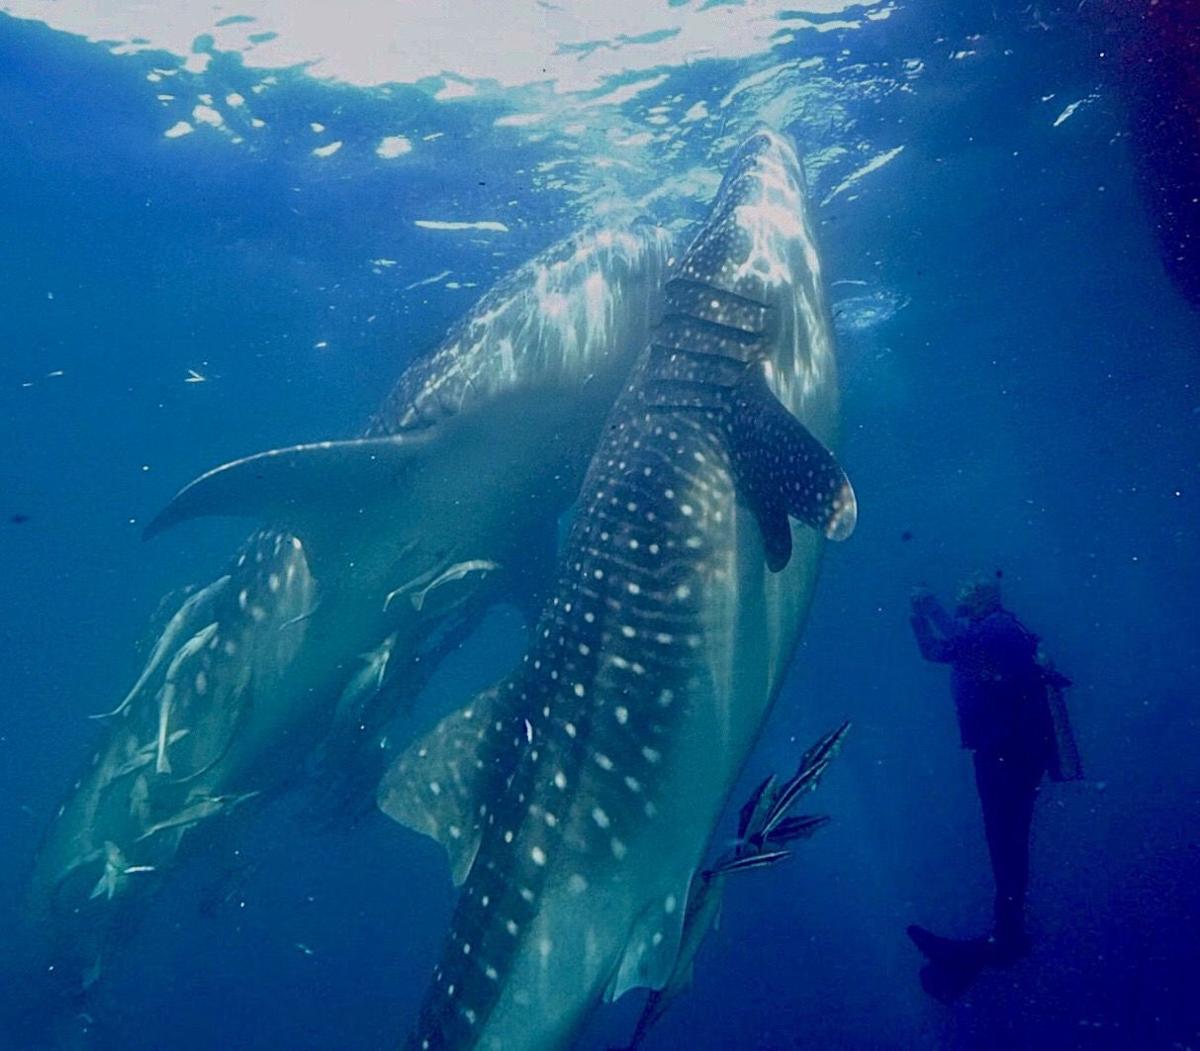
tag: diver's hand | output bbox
[909,586,936,613]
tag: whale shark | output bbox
[378,128,855,1051]
[16,224,674,1012]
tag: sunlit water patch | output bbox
[1,0,912,225]
[831,281,910,334]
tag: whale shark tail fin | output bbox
[727,369,856,571]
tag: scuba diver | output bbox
[906,572,1078,1000]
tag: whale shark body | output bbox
[379,128,854,1051]
[19,225,674,1005]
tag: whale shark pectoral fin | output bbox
[728,369,858,566]
[377,685,515,886]
[604,875,693,1003]
[141,433,436,554]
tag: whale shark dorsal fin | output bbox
[728,368,858,567]
[142,434,436,554]
[377,685,517,886]
[604,874,694,1002]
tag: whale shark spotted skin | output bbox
[21,225,674,1002]
[379,128,854,1051]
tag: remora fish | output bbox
[20,225,674,1004]
[379,128,855,1051]
[616,722,850,1051]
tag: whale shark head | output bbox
[674,127,837,426]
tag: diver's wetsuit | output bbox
[911,597,1055,952]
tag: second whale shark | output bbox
[15,225,675,1018]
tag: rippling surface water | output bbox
[1,2,1197,1048]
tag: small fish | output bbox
[755,721,850,843]
[164,621,219,682]
[89,842,156,901]
[185,369,207,383]
[735,773,776,840]
[109,730,190,780]
[155,683,177,775]
[90,577,229,720]
[764,814,830,845]
[278,604,320,631]
[708,849,792,876]
[384,559,500,612]
[154,621,219,774]
[331,634,398,733]
[135,791,259,842]
[618,723,847,1051]
[128,773,151,824]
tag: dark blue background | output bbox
[1,4,1197,1049]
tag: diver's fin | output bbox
[727,369,856,566]
[908,925,993,1002]
[907,925,996,968]
[142,433,436,546]
[919,960,983,1004]
[377,686,517,886]
[604,875,693,1002]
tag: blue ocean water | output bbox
[1,2,1197,1049]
